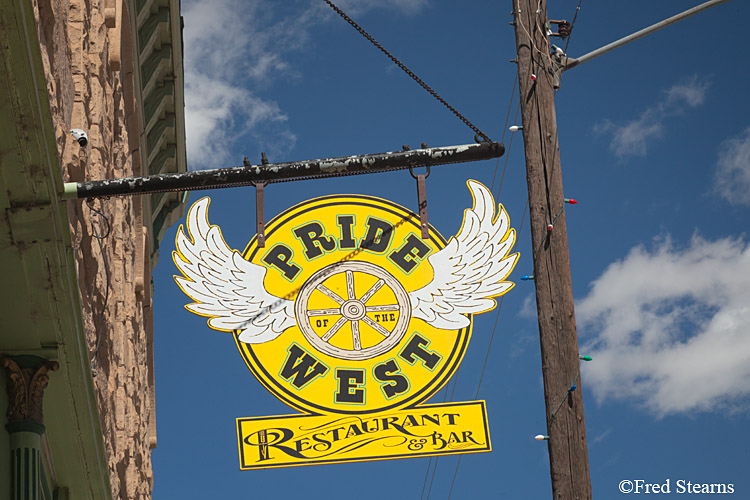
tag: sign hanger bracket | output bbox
[61,142,504,200]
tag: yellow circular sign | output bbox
[173,181,517,417]
[237,194,469,415]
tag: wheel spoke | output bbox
[359,279,384,304]
[362,316,391,337]
[346,270,356,300]
[351,321,362,350]
[308,308,342,317]
[321,316,348,342]
[316,284,345,304]
[365,304,400,312]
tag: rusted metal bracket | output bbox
[410,166,430,239]
[61,142,504,200]
[255,182,267,248]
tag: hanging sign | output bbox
[173,180,518,469]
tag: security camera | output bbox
[70,129,88,148]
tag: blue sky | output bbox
[151,1,750,498]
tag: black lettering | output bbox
[262,244,301,280]
[421,414,440,426]
[337,215,356,249]
[361,419,380,433]
[389,234,431,272]
[293,222,336,259]
[402,415,419,427]
[245,427,304,460]
[311,433,332,452]
[345,424,364,438]
[295,437,312,453]
[256,429,269,461]
[327,427,345,442]
[381,416,398,431]
[373,359,409,398]
[431,432,447,451]
[399,334,440,369]
[380,416,417,437]
[335,368,365,403]
[442,413,460,425]
[461,431,481,445]
[360,218,393,253]
[279,345,328,388]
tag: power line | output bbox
[445,89,529,499]
[445,202,528,500]
[87,199,111,372]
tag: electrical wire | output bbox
[87,199,111,370]
[445,203,528,500]
[492,100,521,197]
[563,0,583,55]
[549,370,580,425]
[444,86,531,500]
[490,72,519,193]
[444,2,582,496]
[420,374,459,500]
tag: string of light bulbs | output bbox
[534,355,592,441]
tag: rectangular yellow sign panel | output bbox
[237,401,491,470]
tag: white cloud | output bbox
[714,128,750,206]
[576,235,750,417]
[184,73,292,168]
[594,76,709,158]
[182,0,429,169]
[519,293,536,318]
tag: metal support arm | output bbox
[564,0,732,71]
[62,142,504,200]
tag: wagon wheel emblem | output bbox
[295,261,411,361]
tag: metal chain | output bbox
[323,0,491,143]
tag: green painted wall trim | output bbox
[143,79,174,126]
[151,198,182,255]
[146,112,175,155]
[140,45,171,89]
[137,8,169,55]
[135,0,148,16]
[0,0,115,498]
[5,422,45,436]
[149,143,176,175]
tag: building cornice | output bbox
[0,0,115,497]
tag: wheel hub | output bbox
[341,300,366,320]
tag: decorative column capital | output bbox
[1,355,59,432]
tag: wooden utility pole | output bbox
[512,1,592,499]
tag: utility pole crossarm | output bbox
[61,142,504,200]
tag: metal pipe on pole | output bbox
[564,0,732,71]
[62,142,504,200]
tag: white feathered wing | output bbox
[173,197,295,343]
[409,181,518,330]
